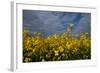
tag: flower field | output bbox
[23,25,91,62]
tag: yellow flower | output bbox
[58,46,64,52]
[53,34,58,39]
[62,53,65,57]
[37,32,41,35]
[46,54,50,59]
[32,49,35,52]
[54,50,59,56]
[23,29,91,62]
[67,27,71,32]
[70,23,74,27]
[35,39,39,44]
[66,42,72,49]
[24,58,31,62]
[40,56,44,59]
[42,59,45,62]
[34,32,37,34]
[85,32,89,35]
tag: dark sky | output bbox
[23,10,91,36]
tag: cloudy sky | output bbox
[23,10,91,36]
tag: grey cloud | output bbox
[23,10,91,36]
[72,13,91,34]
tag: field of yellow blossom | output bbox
[23,25,91,62]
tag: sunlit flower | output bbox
[24,58,31,62]
[70,23,74,27]
[54,50,59,56]
[23,29,91,62]
[42,59,45,62]
[58,46,64,52]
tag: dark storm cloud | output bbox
[23,10,91,36]
[72,13,91,34]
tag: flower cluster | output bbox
[23,24,91,62]
[23,30,91,62]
